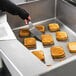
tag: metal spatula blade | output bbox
[29,21,43,41]
[13,21,43,41]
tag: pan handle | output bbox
[63,0,76,6]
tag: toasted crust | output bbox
[19,29,30,37]
[47,65,52,67]
[32,51,44,61]
[68,42,76,53]
[48,23,60,32]
[51,46,65,59]
[41,34,54,45]
[35,25,45,33]
[56,31,68,41]
[24,38,36,48]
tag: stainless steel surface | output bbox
[0,22,16,40]
[13,18,76,66]
[40,56,76,76]
[13,24,30,30]
[13,21,43,41]
[0,12,16,40]
[10,0,39,5]
[63,0,76,7]
[0,40,48,76]
[29,21,43,41]
[7,0,55,29]
[57,0,76,33]
[0,12,7,24]
[10,0,26,4]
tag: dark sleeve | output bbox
[0,0,29,20]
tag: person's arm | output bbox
[0,0,31,23]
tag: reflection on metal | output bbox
[7,0,55,29]
[0,12,16,40]
[57,0,76,33]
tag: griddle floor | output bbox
[13,18,76,65]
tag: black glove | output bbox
[0,0,29,20]
[18,8,29,20]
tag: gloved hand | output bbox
[24,16,31,24]
[0,0,31,24]
[17,8,31,24]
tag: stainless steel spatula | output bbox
[13,21,43,41]
[29,21,43,41]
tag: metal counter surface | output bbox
[0,12,47,76]
[0,40,48,76]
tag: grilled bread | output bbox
[68,42,76,53]
[35,25,45,33]
[51,46,65,59]
[56,31,68,41]
[41,34,54,45]
[19,29,30,37]
[24,38,36,48]
[32,51,44,61]
[47,65,52,67]
[49,23,60,32]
